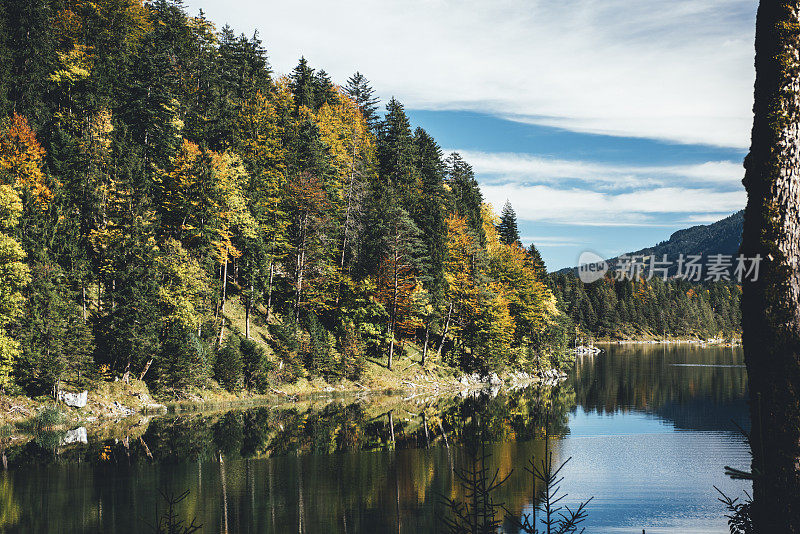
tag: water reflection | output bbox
[0,344,751,533]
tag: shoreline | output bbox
[0,365,568,433]
[591,338,741,346]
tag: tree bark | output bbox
[266,261,274,321]
[245,283,252,339]
[421,323,430,365]
[221,253,228,314]
[741,2,800,530]
[437,301,453,358]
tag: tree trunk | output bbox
[221,253,228,314]
[295,214,308,324]
[421,323,430,365]
[388,322,395,370]
[266,261,274,321]
[245,284,252,339]
[437,301,453,358]
[741,2,800,530]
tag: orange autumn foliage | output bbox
[0,114,54,207]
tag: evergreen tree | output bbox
[290,57,321,112]
[376,203,424,369]
[527,243,547,277]
[345,72,380,130]
[1,0,56,126]
[215,333,244,391]
[446,152,485,245]
[377,98,418,205]
[496,200,520,245]
[15,263,93,396]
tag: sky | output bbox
[186,0,756,269]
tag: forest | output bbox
[551,273,742,340]
[0,0,745,402]
[0,0,569,399]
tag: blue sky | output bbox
[186,0,757,269]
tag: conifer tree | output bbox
[446,152,485,245]
[345,72,380,130]
[497,200,520,245]
[15,263,93,396]
[377,98,418,203]
[290,57,317,111]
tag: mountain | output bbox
[559,210,744,274]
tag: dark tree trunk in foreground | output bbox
[741,2,800,531]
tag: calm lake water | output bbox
[0,344,751,533]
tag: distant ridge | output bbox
[559,210,744,275]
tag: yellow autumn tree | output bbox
[482,204,559,356]
[0,186,30,388]
[315,89,376,276]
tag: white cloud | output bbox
[186,0,756,147]
[682,213,736,224]
[481,184,745,226]
[520,236,589,248]
[455,150,745,188]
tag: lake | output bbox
[0,344,751,533]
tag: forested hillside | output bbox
[551,274,741,340]
[551,211,744,340]
[0,0,568,398]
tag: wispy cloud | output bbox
[188,0,756,147]
[481,184,745,226]
[520,236,589,248]
[455,150,745,189]
[681,213,736,224]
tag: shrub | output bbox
[157,326,212,392]
[240,337,273,393]
[215,334,244,392]
[267,320,303,382]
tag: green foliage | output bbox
[215,334,244,392]
[30,405,66,431]
[157,326,212,392]
[267,320,304,382]
[240,337,273,393]
[0,0,743,399]
[551,272,741,340]
[496,200,520,245]
[345,72,379,130]
[14,263,93,395]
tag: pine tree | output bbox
[313,69,337,109]
[290,57,317,111]
[377,98,418,204]
[527,243,547,278]
[215,333,244,391]
[345,72,380,130]
[446,152,485,245]
[2,0,56,126]
[15,263,93,396]
[496,200,520,245]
